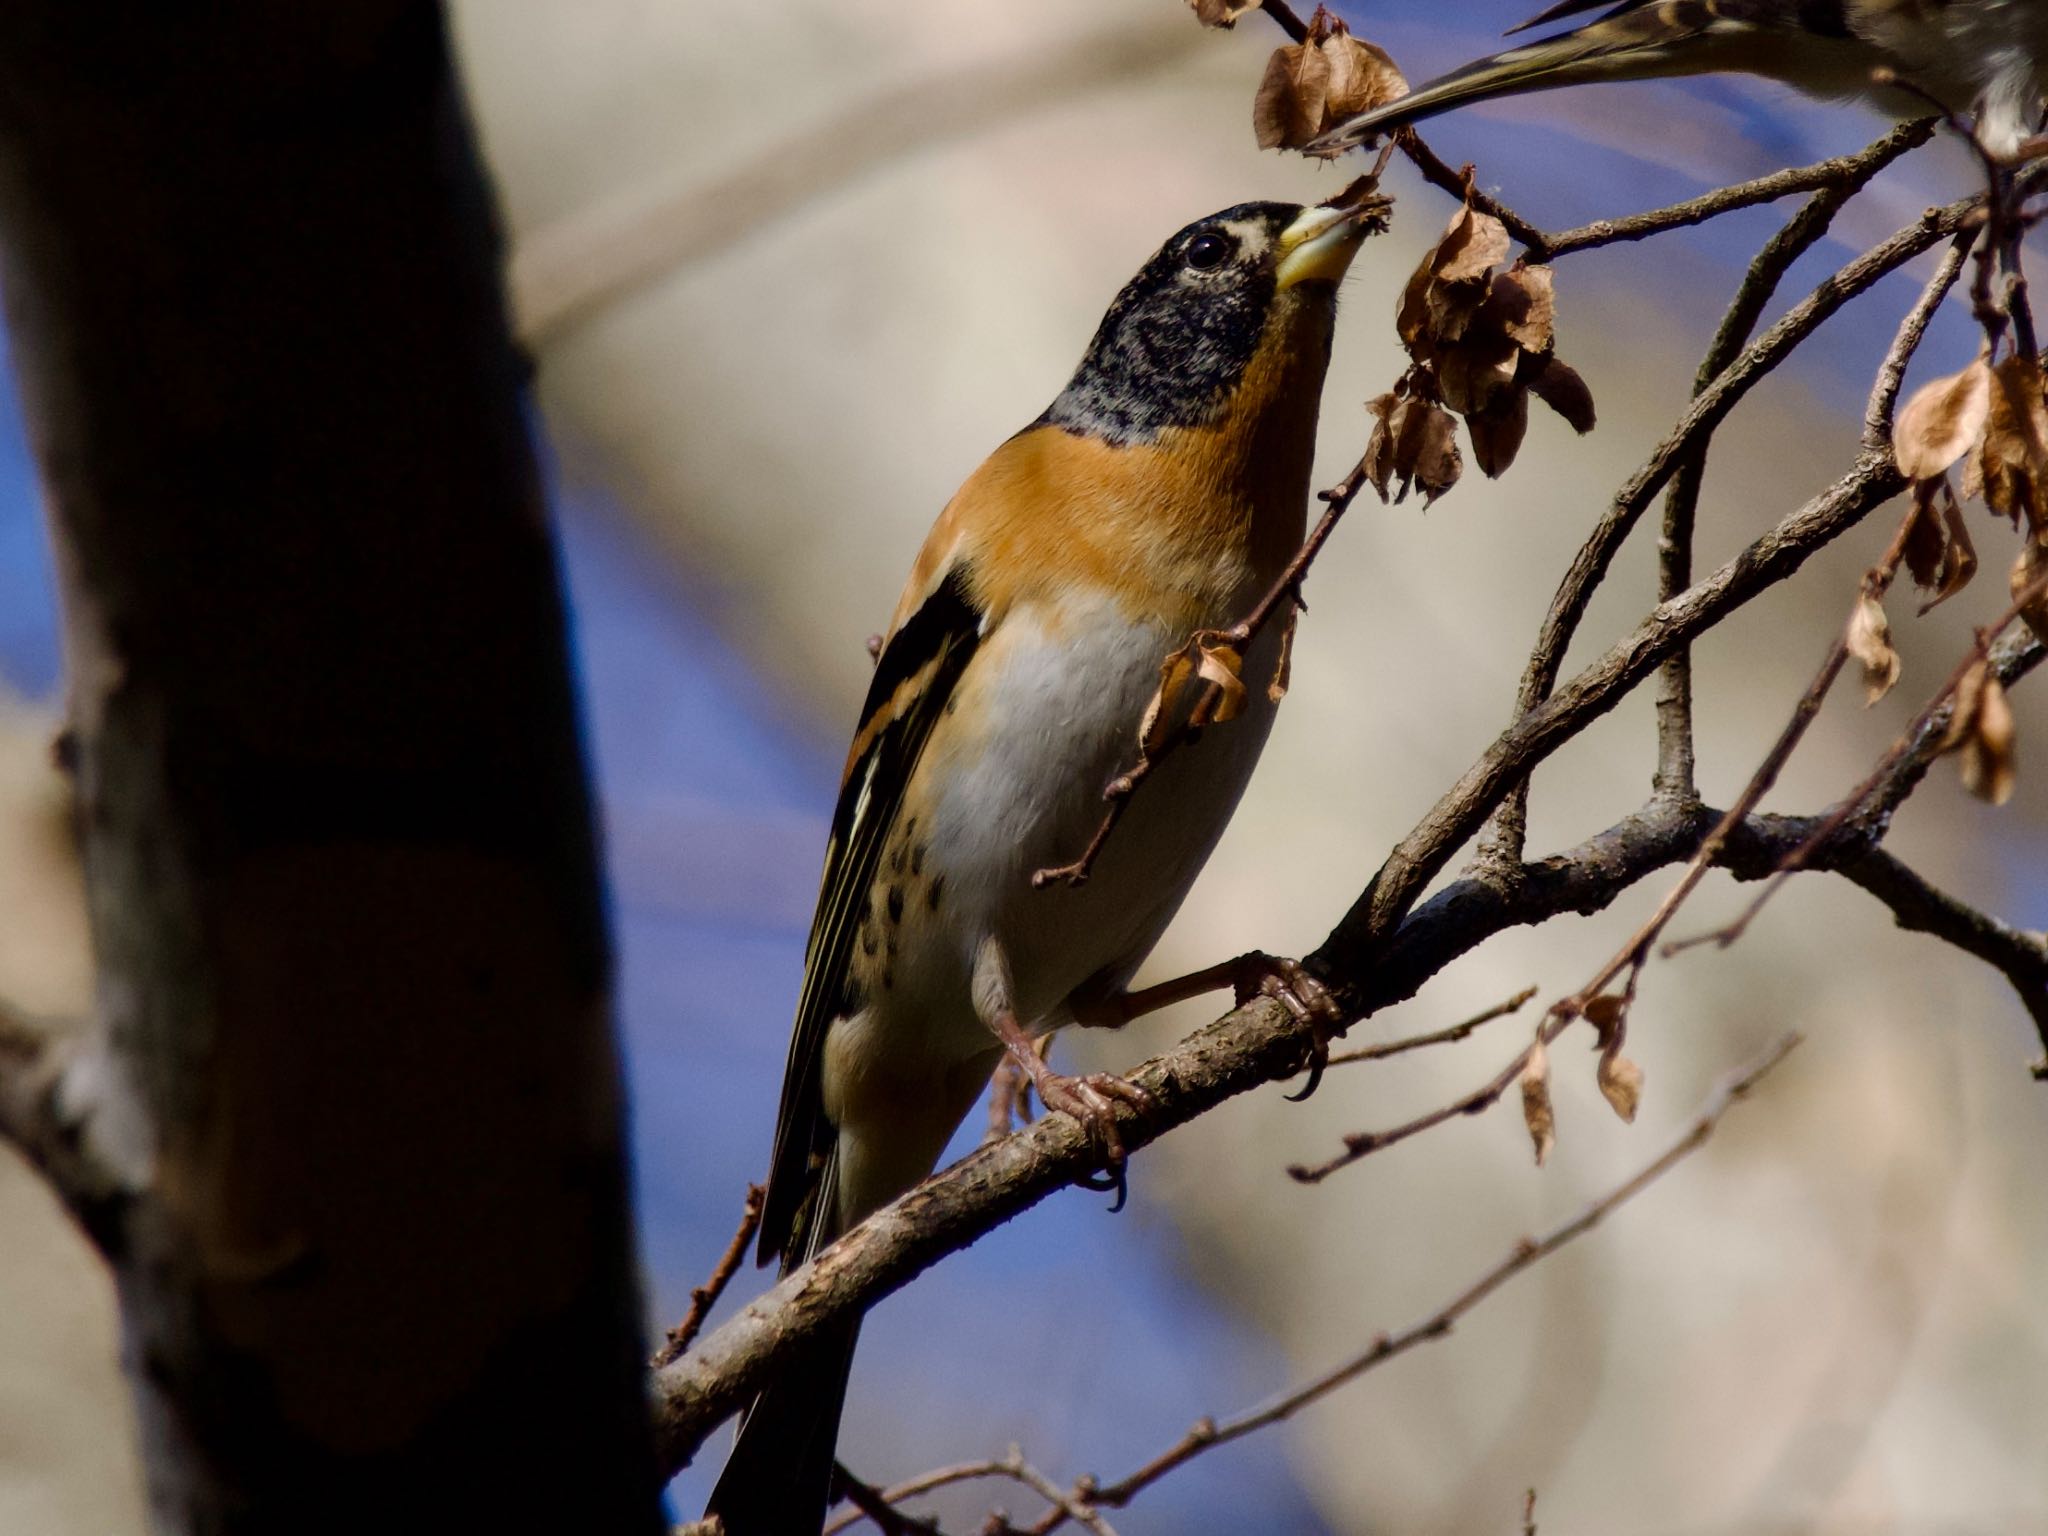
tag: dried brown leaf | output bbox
[1253,41,1331,151]
[1961,672,2016,805]
[1436,330,1521,416]
[1408,399,1462,504]
[1527,354,1596,434]
[1902,484,1976,611]
[1487,265,1555,354]
[1978,355,2048,530]
[1139,648,1197,754]
[1902,486,1947,592]
[1395,258,1436,353]
[1467,389,1530,479]
[1367,391,1462,506]
[1580,993,1628,1035]
[1939,657,1989,755]
[1397,203,1508,352]
[1597,1052,1644,1124]
[1188,0,1262,25]
[1195,639,1248,724]
[1319,32,1408,126]
[1364,389,1401,500]
[1434,203,1510,286]
[1893,355,1991,482]
[1929,483,1978,611]
[1519,1038,1555,1167]
[1846,593,1902,706]
[1268,606,1297,704]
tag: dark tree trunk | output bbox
[0,6,661,1531]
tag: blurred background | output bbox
[3,3,2046,1532]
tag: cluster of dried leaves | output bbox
[1850,349,2048,803]
[1518,992,1643,1167]
[1188,1,1409,151]
[1197,1,1593,507]
[1366,198,1595,504]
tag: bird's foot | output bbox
[983,1040,1043,1142]
[1030,1065,1155,1169]
[1230,951,1344,1102]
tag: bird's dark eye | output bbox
[1185,232,1231,271]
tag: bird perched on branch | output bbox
[1308,0,2048,160]
[704,192,1386,1536]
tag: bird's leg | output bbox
[1072,950,1345,1101]
[983,1034,1048,1142]
[973,939,1153,1167]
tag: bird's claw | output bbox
[1230,952,1344,1102]
[1037,1069,1155,1169]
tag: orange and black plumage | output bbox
[706,194,1386,1536]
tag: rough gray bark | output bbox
[0,6,662,1530]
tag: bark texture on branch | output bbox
[0,6,661,1530]
[651,625,2045,1474]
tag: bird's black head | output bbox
[1039,197,1384,446]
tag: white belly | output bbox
[832,594,1282,1080]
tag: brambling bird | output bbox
[703,193,1387,1536]
[1309,0,2048,160]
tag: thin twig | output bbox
[827,1448,1118,1536]
[1319,985,1537,1070]
[1652,126,1933,804]
[1392,129,1547,249]
[1865,232,1979,447]
[653,627,2045,1470]
[1046,173,1954,893]
[1253,0,1546,245]
[1534,120,1937,259]
[654,182,2036,1455]
[1538,499,1924,1041]
[1034,453,1370,888]
[1288,1012,1566,1182]
[1255,0,1309,44]
[1295,619,2044,1189]
[0,1001,125,1247]
[1672,568,2048,954]
[830,1464,947,1535]
[1480,171,1978,867]
[1018,1036,1801,1531]
[1831,845,2048,1077]
[653,1184,765,1368]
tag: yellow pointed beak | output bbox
[1275,197,1388,290]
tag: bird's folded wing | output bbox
[757,562,986,1265]
[1507,0,1651,36]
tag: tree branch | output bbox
[1831,849,2048,1075]
[652,610,2039,1471]
[1653,125,1935,804]
[831,1034,1802,1535]
[653,1184,765,1369]
[1533,120,1937,259]
[653,29,2044,1494]
[1483,186,1980,866]
[0,1004,127,1245]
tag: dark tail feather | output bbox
[704,1315,861,1536]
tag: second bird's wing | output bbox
[1308,0,1835,153]
[755,562,985,1267]
[1507,0,1659,35]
